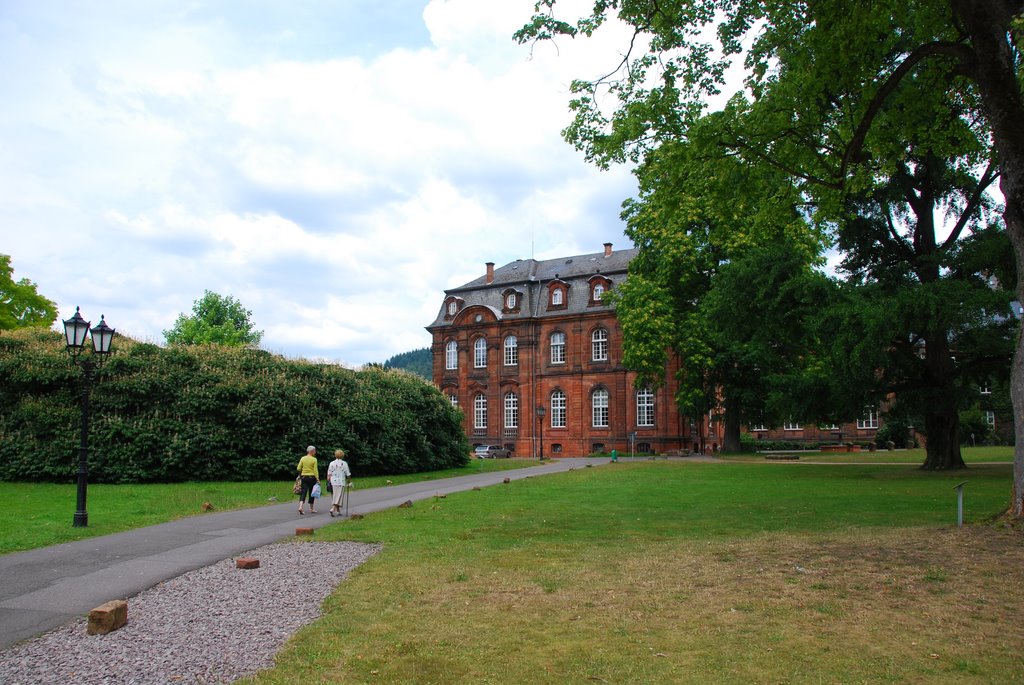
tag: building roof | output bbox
[426,244,638,330]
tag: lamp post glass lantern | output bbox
[62,307,115,527]
[536,405,546,460]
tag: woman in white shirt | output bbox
[327,449,352,517]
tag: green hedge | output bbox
[0,328,468,483]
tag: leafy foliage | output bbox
[0,255,57,331]
[0,328,468,483]
[611,113,832,451]
[164,290,263,347]
[383,347,432,380]
[517,1,1021,473]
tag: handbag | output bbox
[292,476,302,495]
[311,483,321,498]
[326,481,333,493]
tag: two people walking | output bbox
[296,446,351,516]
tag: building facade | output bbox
[426,243,694,458]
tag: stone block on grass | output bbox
[295,527,314,536]
[87,600,128,635]
[236,557,260,569]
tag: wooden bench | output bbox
[761,451,802,461]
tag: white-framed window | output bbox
[504,392,518,428]
[857,407,878,430]
[592,388,609,427]
[504,335,518,366]
[980,384,992,395]
[783,421,803,431]
[448,393,458,407]
[593,283,605,301]
[551,288,563,306]
[447,301,457,316]
[750,424,767,432]
[551,331,566,364]
[551,390,566,428]
[474,394,487,429]
[445,340,457,370]
[474,337,487,368]
[506,293,517,309]
[985,410,995,426]
[820,424,840,431]
[636,388,655,427]
[592,328,608,361]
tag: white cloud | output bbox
[0,0,640,366]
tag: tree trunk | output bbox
[919,331,966,470]
[1011,333,1024,516]
[950,0,1024,512]
[722,393,742,452]
[920,410,965,470]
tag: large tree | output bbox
[0,254,57,331]
[517,1,1024,511]
[613,112,830,452]
[164,290,263,348]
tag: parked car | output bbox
[474,444,511,459]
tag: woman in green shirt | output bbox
[296,445,320,514]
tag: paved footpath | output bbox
[0,458,607,650]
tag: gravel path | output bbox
[0,540,381,684]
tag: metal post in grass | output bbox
[953,481,968,528]
[536,405,546,460]
[62,307,116,528]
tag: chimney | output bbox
[486,262,495,284]
[604,242,613,257]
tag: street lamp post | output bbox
[536,405,546,460]
[62,307,115,527]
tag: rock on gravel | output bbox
[0,541,380,685]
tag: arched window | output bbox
[474,337,487,368]
[592,328,608,362]
[857,406,878,429]
[504,335,518,366]
[447,301,457,316]
[504,392,518,428]
[552,288,563,306]
[592,388,609,427]
[445,340,458,370]
[593,283,605,301]
[506,293,517,309]
[448,393,458,407]
[551,390,566,428]
[550,331,566,364]
[474,394,487,429]
[637,387,655,427]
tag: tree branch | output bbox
[940,159,1000,251]
[842,40,976,177]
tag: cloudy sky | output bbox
[1,0,643,366]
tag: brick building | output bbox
[426,243,694,458]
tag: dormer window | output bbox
[502,289,522,313]
[443,297,463,320]
[547,280,568,311]
[588,276,611,306]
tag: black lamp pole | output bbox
[63,307,115,528]
[536,405,546,460]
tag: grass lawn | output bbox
[241,460,1022,685]
[715,445,1014,464]
[0,458,535,555]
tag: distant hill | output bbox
[383,347,431,380]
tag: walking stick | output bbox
[345,482,352,517]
